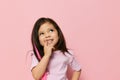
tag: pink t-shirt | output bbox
[30,50,81,80]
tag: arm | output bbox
[31,55,51,80]
[31,41,54,80]
[71,69,81,80]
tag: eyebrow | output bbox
[39,25,55,32]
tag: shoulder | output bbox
[65,49,74,56]
[64,49,75,60]
[27,50,34,56]
[68,49,74,55]
[27,50,37,60]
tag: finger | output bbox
[44,41,48,47]
[52,47,55,50]
[46,41,48,46]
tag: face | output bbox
[38,22,59,47]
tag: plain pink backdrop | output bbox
[0,0,120,80]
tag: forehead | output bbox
[38,22,55,32]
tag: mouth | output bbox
[45,39,54,44]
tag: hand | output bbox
[44,41,55,57]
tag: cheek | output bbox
[39,37,44,46]
[55,34,59,43]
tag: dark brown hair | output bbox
[31,17,68,61]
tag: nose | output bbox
[45,32,50,38]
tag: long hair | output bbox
[31,17,68,61]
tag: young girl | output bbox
[30,17,81,80]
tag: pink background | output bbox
[0,0,120,80]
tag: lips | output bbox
[45,39,53,44]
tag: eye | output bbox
[39,32,44,36]
[49,29,54,32]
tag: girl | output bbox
[30,17,81,80]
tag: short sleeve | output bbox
[30,52,39,70]
[66,50,81,71]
